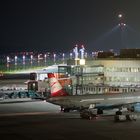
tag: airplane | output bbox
[46,73,140,114]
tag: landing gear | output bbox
[127,106,135,112]
[63,108,70,112]
[61,106,70,112]
[115,110,122,115]
[130,106,135,112]
[97,108,103,114]
[60,106,64,112]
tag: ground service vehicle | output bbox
[114,114,137,122]
[80,109,98,120]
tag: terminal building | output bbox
[71,58,140,95]
[28,48,140,95]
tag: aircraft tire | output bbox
[63,108,70,112]
[115,110,122,115]
[89,116,92,120]
[97,109,103,114]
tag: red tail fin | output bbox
[48,73,68,97]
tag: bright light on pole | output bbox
[70,52,73,59]
[30,55,33,64]
[44,54,47,61]
[22,55,25,65]
[23,55,25,61]
[62,53,65,63]
[73,44,79,65]
[53,53,56,64]
[15,56,17,62]
[6,56,10,63]
[30,55,33,60]
[14,55,17,66]
[73,44,79,60]
[44,54,47,59]
[79,45,85,59]
[38,54,40,60]
[118,14,122,18]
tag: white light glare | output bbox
[118,14,122,18]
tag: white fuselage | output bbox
[47,92,140,109]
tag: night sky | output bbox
[0,0,140,54]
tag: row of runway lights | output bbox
[6,46,99,65]
[6,53,71,64]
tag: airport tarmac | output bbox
[1,78,140,140]
[0,101,140,140]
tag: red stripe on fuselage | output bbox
[50,82,57,87]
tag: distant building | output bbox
[120,48,140,58]
[85,59,140,87]
[67,58,140,94]
[97,51,114,58]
